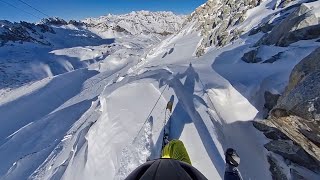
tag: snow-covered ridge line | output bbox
[0,20,54,46]
[0,10,185,46]
[83,10,186,36]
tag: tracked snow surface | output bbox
[1,1,320,180]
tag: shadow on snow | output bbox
[151,64,225,178]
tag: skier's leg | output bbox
[161,139,192,165]
[224,148,242,180]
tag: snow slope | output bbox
[0,11,184,94]
[1,1,320,180]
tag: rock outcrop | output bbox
[40,17,68,26]
[185,0,262,56]
[275,47,320,120]
[68,20,85,26]
[241,48,262,63]
[267,155,288,180]
[269,115,320,163]
[254,47,320,176]
[0,20,54,46]
[265,140,320,172]
[249,23,275,36]
[264,91,281,112]
[253,120,289,140]
[263,52,284,63]
[256,1,320,47]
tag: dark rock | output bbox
[267,155,288,180]
[265,140,320,172]
[260,23,274,33]
[285,47,320,93]
[255,3,320,47]
[290,168,305,180]
[196,46,205,57]
[277,24,320,47]
[168,48,174,54]
[241,49,262,63]
[249,23,274,36]
[41,17,68,26]
[143,29,152,35]
[271,48,320,158]
[263,52,284,63]
[162,52,168,58]
[68,20,84,26]
[264,91,281,112]
[0,24,32,44]
[252,121,273,132]
[217,33,230,47]
[0,20,54,46]
[269,115,320,166]
[191,0,262,56]
[264,130,290,140]
[158,31,172,36]
[277,63,320,120]
[270,108,289,118]
[299,129,320,147]
[21,21,36,33]
[112,25,128,33]
[253,121,289,140]
[36,24,55,34]
[277,0,294,9]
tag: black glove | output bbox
[225,148,240,167]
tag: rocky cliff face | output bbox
[0,20,55,46]
[0,18,88,46]
[256,1,320,47]
[236,0,320,178]
[184,0,262,56]
[241,0,320,64]
[254,47,320,178]
[40,17,85,26]
[271,47,320,160]
[275,47,320,121]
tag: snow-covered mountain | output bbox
[83,11,186,37]
[0,1,320,180]
[0,11,185,46]
[0,20,55,46]
[0,12,185,93]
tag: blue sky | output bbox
[0,0,206,22]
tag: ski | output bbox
[162,100,173,149]
[161,110,170,149]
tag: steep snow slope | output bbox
[1,1,320,180]
[0,53,138,179]
[0,11,185,180]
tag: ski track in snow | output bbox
[115,117,153,180]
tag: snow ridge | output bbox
[83,11,186,36]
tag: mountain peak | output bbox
[83,11,186,36]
